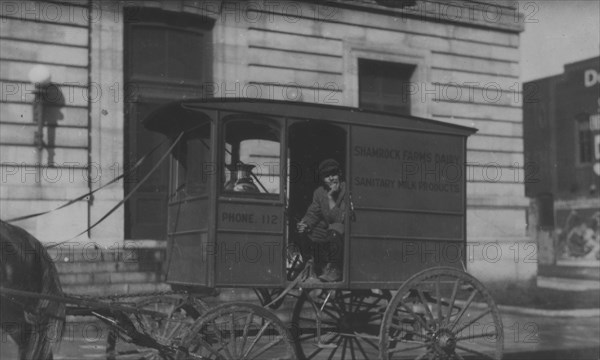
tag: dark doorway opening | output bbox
[287,121,347,256]
[123,7,213,239]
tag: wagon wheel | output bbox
[106,295,208,359]
[291,289,391,359]
[179,302,296,359]
[380,267,503,360]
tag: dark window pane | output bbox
[168,30,204,81]
[186,137,210,195]
[359,59,415,115]
[360,73,379,93]
[128,12,208,84]
[131,26,166,77]
[577,115,593,164]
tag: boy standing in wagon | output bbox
[297,159,346,282]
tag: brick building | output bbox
[0,0,529,290]
[524,56,600,279]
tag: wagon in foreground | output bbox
[134,98,503,359]
[1,98,503,360]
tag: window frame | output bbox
[170,121,213,203]
[219,114,284,201]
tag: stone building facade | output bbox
[0,0,530,286]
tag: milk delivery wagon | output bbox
[110,98,502,360]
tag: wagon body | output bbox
[144,99,476,290]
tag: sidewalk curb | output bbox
[469,300,600,317]
[498,304,600,317]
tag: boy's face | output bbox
[324,174,340,192]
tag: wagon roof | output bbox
[144,98,477,137]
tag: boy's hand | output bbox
[297,221,309,233]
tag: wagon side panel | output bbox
[349,125,467,288]
[214,202,285,286]
[166,197,211,285]
[165,122,214,287]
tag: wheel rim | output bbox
[291,289,390,360]
[106,296,207,360]
[181,302,296,359]
[380,267,504,360]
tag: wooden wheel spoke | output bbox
[390,312,413,324]
[340,338,348,359]
[193,336,227,359]
[164,319,185,341]
[247,335,284,360]
[416,288,436,325]
[327,301,346,316]
[353,338,370,359]
[436,276,443,323]
[361,335,379,351]
[210,321,236,360]
[448,289,479,332]
[229,312,237,357]
[387,342,429,354]
[347,337,358,360]
[241,319,273,358]
[305,345,325,359]
[321,307,341,320]
[239,312,254,356]
[453,308,492,334]
[325,337,343,360]
[445,279,460,328]
[398,303,432,332]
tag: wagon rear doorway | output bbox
[287,120,347,266]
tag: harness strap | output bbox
[5,139,169,224]
[47,132,185,248]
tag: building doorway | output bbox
[123,7,212,239]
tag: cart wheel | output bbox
[106,295,208,360]
[291,289,391,360]
[179,302,296,359]
[380,267,503,360]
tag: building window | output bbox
[358,59,415,115]
[576,114,594,164]
[126,8,212,85]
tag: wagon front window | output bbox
[171,123,212,201]
[222,117,281,196]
